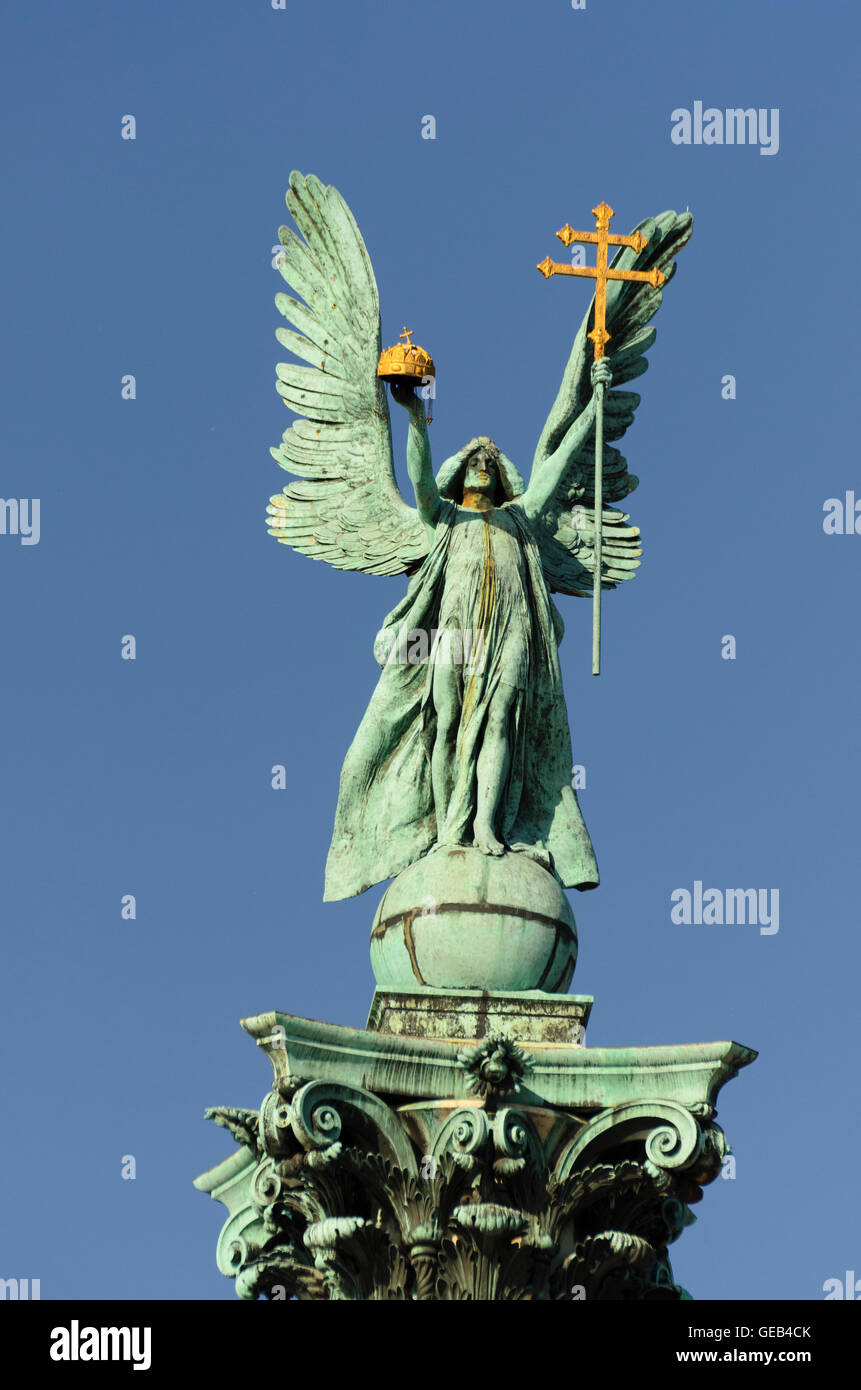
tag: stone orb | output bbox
[370,845,577,993]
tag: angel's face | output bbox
[463,451,498,497]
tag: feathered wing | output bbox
[530,210,693,596]
[265,172,429,576]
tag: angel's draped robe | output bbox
[323,498,599,900]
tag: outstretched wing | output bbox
[530,209,693,597]
[265,172,429,576]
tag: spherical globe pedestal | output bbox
[370,845,577,993]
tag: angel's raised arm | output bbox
[390,382,440,530]
[519,362,609,521]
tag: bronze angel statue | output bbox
[266,173,691,902]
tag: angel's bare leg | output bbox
[431,659,459,836]
[473,680,516,856]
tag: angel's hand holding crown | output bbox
[390,380,423,418]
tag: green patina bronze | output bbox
[195,1012,754,1300]
[370,845,577,993]
[195,173,758,1301]
[265,172,691,912]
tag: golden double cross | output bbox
[537,202,665,360]
[537,202,664,674]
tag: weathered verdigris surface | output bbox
[194,176,758,1302]
[369,845,578,993]
[194,1014,755,1301]
[265,172,693,903]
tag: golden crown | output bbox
[377,326,435,382]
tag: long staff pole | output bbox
[592,378,604,676]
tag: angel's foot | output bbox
[473,822,505,857]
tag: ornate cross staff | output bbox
[538,202,665,675]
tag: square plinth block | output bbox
[366,986,593,1044]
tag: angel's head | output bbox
[463,442,500,501]
[435,437,524,511]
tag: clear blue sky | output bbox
[1,0,858,1301]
